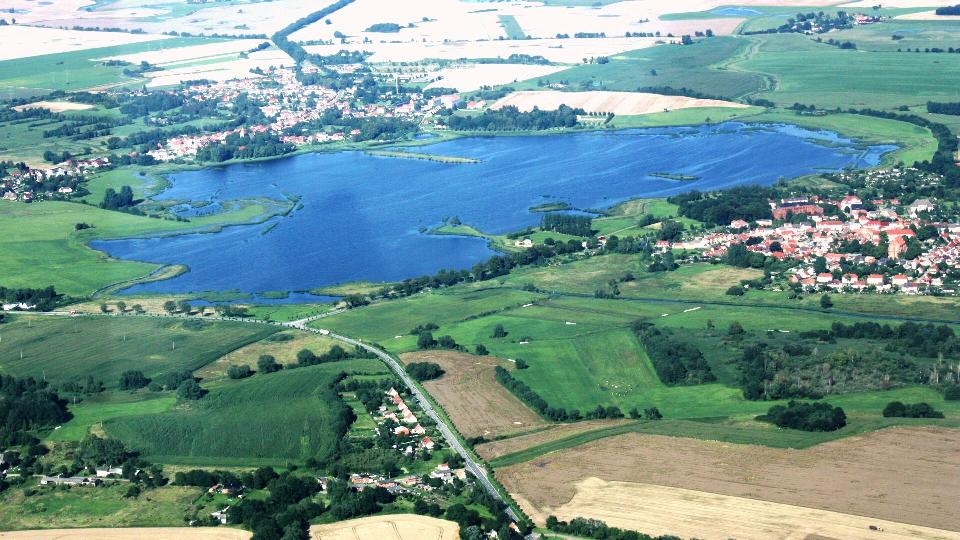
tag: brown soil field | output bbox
[0,528,251,540]
[310,514,459,540]
[399,351,547,439]
[553,478,960,540]
[498,427,960,532]
[491,90,749,116]
[474,419,630,461]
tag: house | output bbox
[95,466,123,478]
[867,274,885,286]
[909,198,935,216]
[394,425,410,436]
[839,195,863,212]
[816,273,833,284]
[730,219,749,229]
[411,424,426,435]
[40,475,99,486]
[891,274,909,287]
[211,507,229,525]
[421,436,435,450]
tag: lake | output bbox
[93,123,894,297]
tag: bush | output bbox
[726,286,745,296]
[763,401,846,431]
[406,362,445,382]
[882,401,944,418]
[119,370,149,391]
[177,379,205,400]
[257,355,282,374]
[227,365,253,380]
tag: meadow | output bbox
[105,359,387,465]
[0,199,282,297]
[0,314,277,388]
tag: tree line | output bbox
[763,400,846,431]
[443,105,583,131]
[540,213,594,236]
[0,285,61,310]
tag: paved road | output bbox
[287,321,520,521]
[40,310,518,521]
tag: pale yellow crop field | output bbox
[310,514,459,540]
[425,64,567,92]
[0,26,168,61]
[0,528,252,540]
[491,90,750,115]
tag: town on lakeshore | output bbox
[2,1,960,540]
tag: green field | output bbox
[0,483,201,530]
[735,33,960,109]
[0,315,277,388]
[517,37,764,99]
[47,393,176,442]
[0,200,283,297]
[0,37,213,97]
[106,359,388,465]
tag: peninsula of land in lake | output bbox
[92,123,893,297]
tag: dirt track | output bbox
[498,427,960,532]
[400,351,547,438]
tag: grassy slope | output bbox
[106,359,387,465]
[0,314,277,388]
[0,200,276,296]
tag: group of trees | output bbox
[443,105,583,131]
[736,344,824,401]
[0,375,71,445]
[633,322,715,385]
[882,401,944,418]
[540,213,594,236]
[927,101,960,116]
[196,132,294,163]
[805,321,959,359]
[406,361,445,382]
[100,185,137,212]
[669,186,774,226]
[763,400,847,431]
[0,285,61,311]
[415,331,460,351]
[546,516,662,540]
[295,345,374,368]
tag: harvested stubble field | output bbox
[498,427,960,533]
[310,514,459,540]
[553,478,960,540]
[491,90,749,116]
[399,351,547,438]
[0,529,250,539]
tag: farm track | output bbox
[35,310,520,522]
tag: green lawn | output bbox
[0,200,282,297]
[0,314,277,388]
[106,359,388,465]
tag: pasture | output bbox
[0,315,277,389]
[0,200,278,297]
[399,350,548,438]
[46,393,176,442]
[0,484,202,531]
[105,359,388,465]
[497,427,960,534]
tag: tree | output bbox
[178,300,192,314]
[515,359,529,369]
[227,364,253,379]
[820,294,833,309]
[643,406,663,420]
[258,354,282,373]
[728,321,744,335]
[407,362,445,381]
[416,331,436,350]
[177,379,205,400]
[99,303,109,313]
[131,304,144,314]
[491,324,508,338]
[116,301,126,313]
[119,370,149,391]
[474,344,489,355]
[163,300,176,314]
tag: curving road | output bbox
[40,310,519,521]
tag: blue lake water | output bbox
[93,123,894,297]
[711,7,762,16]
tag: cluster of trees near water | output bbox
[540,213,594,236]
[669,186,774,226]
[0,285,61,311]
[763,400,847,431]
[443,105,584,131]
[632,322,715,385]
[100,185,138,212]
[196,132,295,163]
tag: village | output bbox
[0,157,109,203]
[666,167,959,295]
